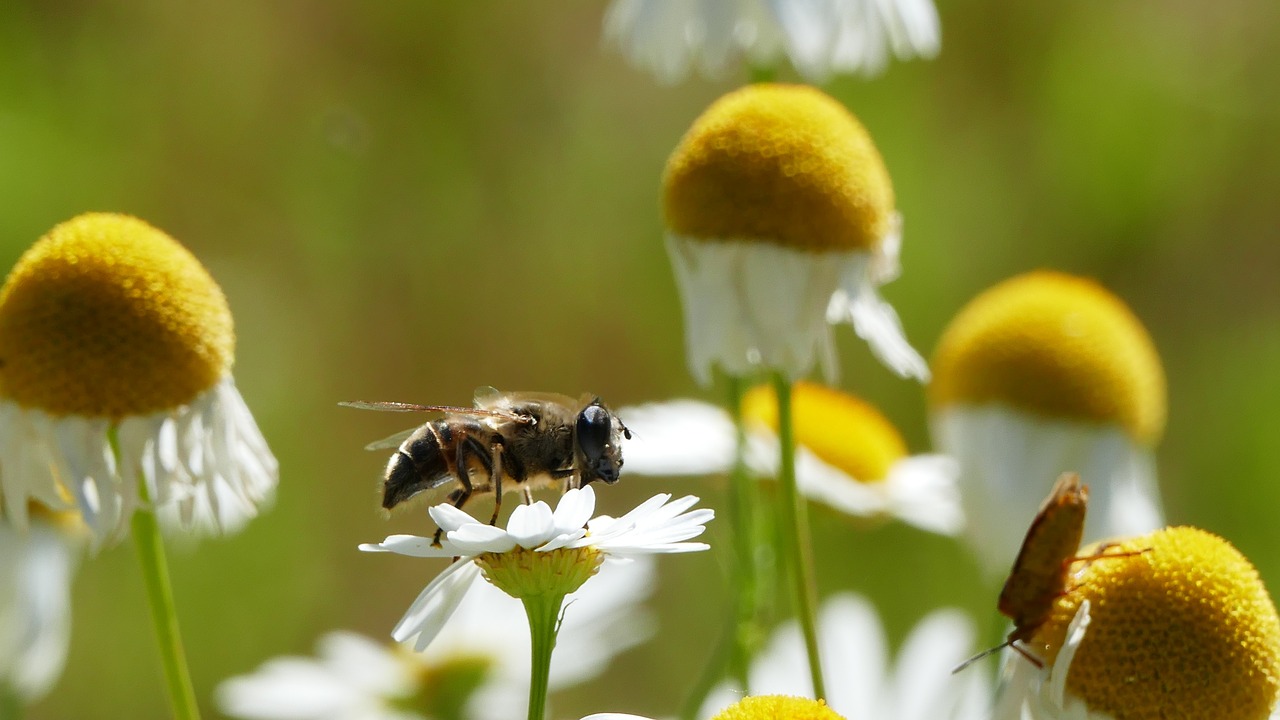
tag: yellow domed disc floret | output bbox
[930,271,1165,445]
[0,213,234,419]
[663,83,895,253]
[743,381,907,483]
[1034,527,1280,720]
[711,695,846,720]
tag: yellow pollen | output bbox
[1033,527,1280,720]
[0,213,234,419]
[742,381,907,483]
[663,83,895,253]
[711,695,845,720]
[930,271,1165,445]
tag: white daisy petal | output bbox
[605,0,941,82]
[393,560,482,652]
[700,593,990,719]
[616,400,736,476]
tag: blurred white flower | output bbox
[930,271,1166,576]
[700,594,990,719]
[218,557,658,720]
[604,0,940,83]
[0,509,82,702]
[621,382,962,536]
[360,485,711,652]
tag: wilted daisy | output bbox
[603,0,940,84]
[0,212,277,544]
[663,83,929,385]
[700,593,990,719]
[995,526,1280,720]
[0,504,83,704]
[621,381,961,535]
[217,557,656,720]
[361,485,709,650]
[930,271,1165,575]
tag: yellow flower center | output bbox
[1033,527,1280,720]
[742,381,907,483]
[930,271,1165,445]
[476,545,603,600]
[663,83,895,253]
[0,213,234,419]
[711,695,845,720]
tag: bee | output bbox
[342,387,630,542]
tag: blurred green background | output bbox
[1,1,1278,717]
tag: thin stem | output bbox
[131,481,201,720]
[726,375,760,689]
[771,373,826,700]
[522,593,565,720]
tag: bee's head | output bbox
[575,398,630,486]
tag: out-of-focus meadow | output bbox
[2,2,1278,717]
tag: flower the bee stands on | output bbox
[360,485,712,720]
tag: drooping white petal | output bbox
[933,405,1163,577]
[0,520,79,701]
[393,560,482,652]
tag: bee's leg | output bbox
[431,437,487,546]
[522,487,534,505]
[487,440,504,527]
[433,486,468,548]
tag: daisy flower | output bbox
[217,557,656,720]
[699,593,990,720]
[994,526,1280,720]
[0,504,84,704]
[621,381,962,535]
[360,485,709,650]
[603,0,941,84]
[585,695,847,719]
[663,83,929,386]
[0,212,278,545]
[929,271,1165,576]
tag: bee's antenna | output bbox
[951,641,1012,675]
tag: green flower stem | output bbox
[131,480,201,720]
[678,376,768,720]
[771,373,826,700]
[0,683,22,720]
[522,593,566,720]
[725,374,765,688]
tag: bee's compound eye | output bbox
[576,404,612,463]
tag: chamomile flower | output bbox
[994,527,1280,720]
[699,594,990,719]
[663,83,928,385]
[584,695,846,720]
[930,271,1165,576]
[0,504,83,703]
[217,558,656,720]
[359,485,711,652]
[603,0,940,83]
[0,213,277,545]
[621,381,962,535]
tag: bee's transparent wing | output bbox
[340,400,528,423]
[473,386,504,409]
[363,427,417,452]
